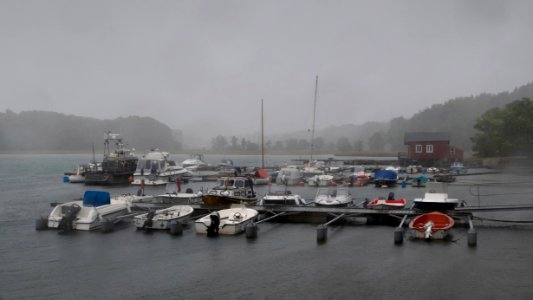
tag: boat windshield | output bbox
[137,159,169,172]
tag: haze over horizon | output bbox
[1,1,533,144]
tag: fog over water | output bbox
[1,1,533,139]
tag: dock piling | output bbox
[169,221,183,235]
[35,217,48,231]
[317,224,328,242]
[467,216,477,247]
[245,223,258,239]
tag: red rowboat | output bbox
[409,211,454,239]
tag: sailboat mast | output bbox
[261,98,265,168]
[310,75,318,161]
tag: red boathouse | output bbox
[403,132,463,166]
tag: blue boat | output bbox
[373,170,398,188]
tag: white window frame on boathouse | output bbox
[426,144,433,153]
[415,144,422,153]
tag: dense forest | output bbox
[0,111,181,152]
[2,82,533,154]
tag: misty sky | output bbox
[1,1,533,141]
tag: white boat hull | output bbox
[194,206,258,235]
[47,201,129,231]
[134,205,193,230]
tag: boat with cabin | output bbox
[413,182,459,211]
[409,211,454,239]
[307,174,334,187]
[259,190,307,206]
[194,205,258,235]
[276,166,303,186]
[202,177,257,206]
[131,149,190,185]
[84,132,138,185]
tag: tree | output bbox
[298,139,310,150]
[368,131,385,151]
[472,98,533,157]
[313,137,325,151]
[211,135,228,151]
[285,138,299,150]
[336,136,352,152]
[230,136,239,150]
[353,140,364,152]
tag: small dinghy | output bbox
[194,205,258,235]
[409,211,454,240]
[367,193,407,210]
[314,188,352,207]
[134,205,194,230]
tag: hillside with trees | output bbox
[0,110,181,152]
[246,81,533,154]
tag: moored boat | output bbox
[276,166,304,186]
[259,190,306,206]
[134,205,194,230]
[409,211,454,239]
[413,182,459,211]
[314,187,352,207]
[367,193,407,210]
[131,149,190,185]
[202,177,257,206]
[194,205,258,235]
[84,132,138,185]
[373,170,398,188]
[47,191,129,232]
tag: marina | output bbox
[2,153,533,299]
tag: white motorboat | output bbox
[47,191,129,231]
[134,205,194,230]
[276,166,303,186]
[181,154,209,170]
[67,165,86,183]
[110,193,154,205]
[307,174,334,187]
[413,182,459,211]
[314,187,352,207]
[302,160,325,177]
[194,205,258,235]
[132,149,190,185]
[259,190,307,206]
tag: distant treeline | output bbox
[253,81,533,153]
[0,111,182,152]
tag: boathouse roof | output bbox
[404,132,450,144]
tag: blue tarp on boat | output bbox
[374,170,398,181]
[83,191,111,207]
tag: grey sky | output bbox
[1,0,533,141]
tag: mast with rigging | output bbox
[310,75,318,161]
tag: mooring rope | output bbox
[473,216,533,224]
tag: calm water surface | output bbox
[1,154,533,299]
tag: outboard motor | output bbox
[142,211,156,229]
[207,212,220,237]
[58,204,81,233]
[387,192,395,200]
